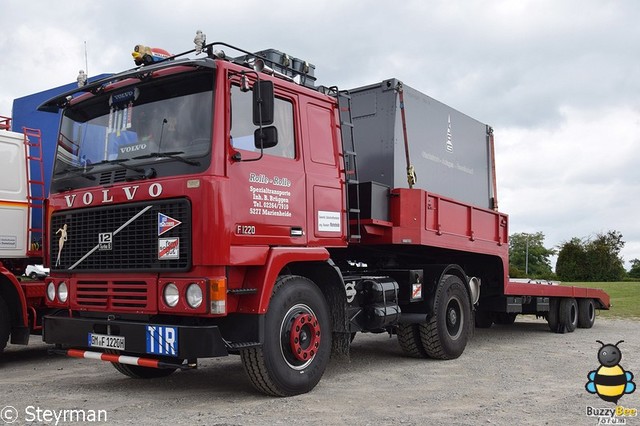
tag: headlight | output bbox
[46,282,56,302]
[186,283,203,308]
[57,281,68,303]
[163,283,179,307]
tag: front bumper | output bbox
[43,315,229,359]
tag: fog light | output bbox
[163,283,179,307]
[58,281,68,303]
[186,283,203,308]
[46,282,56,302]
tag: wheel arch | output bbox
[423,264,473,316]
[285,260,348,334]
[239,247,346,333]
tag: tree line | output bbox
[509,230,638,282]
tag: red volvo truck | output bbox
[40,39,609,396]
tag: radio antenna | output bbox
[84,41,89,77]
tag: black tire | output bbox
[558,298,578,333]
[397,324,429,358]
[111,361,178,379]
[240,275,331,396]
[0,295,10,353]
[494,312,517,325]
[547,298,560,333]
[29,272,38,280]
[108,351,180,379]
[419,274,471,360]
[577,298,596,329]
[474,310,493,328]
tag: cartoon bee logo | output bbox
[586,340,636,403]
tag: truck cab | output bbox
[41,45,350,394]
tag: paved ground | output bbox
[0,316,638,425]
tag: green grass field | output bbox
[563,281,640,319]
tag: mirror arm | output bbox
[228,70,266,163]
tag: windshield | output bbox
[52,71,213,190]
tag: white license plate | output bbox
[88,333,125,350]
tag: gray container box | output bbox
[349,79,495,209]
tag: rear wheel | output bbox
[0,295,10,352]
[419,274,471,360]
[547,298,560,332]
[577,298,596,328]
[558,298,578,333]
[241,275,331,396]
[397,324,428,358]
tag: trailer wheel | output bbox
[577,298,596,329]
[558,298,578,333]
[419,274,471,360]
[474,310,493,328]
[547,298,560,332]
[240,275,331,396]
[494,313,517,325]
[108,352,180,379]
[397,324,429,358]
[0,295,10,352]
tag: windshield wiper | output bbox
[132,151,200,166]
[95,158,145,173]
[94,158,157,181]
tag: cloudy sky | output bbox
[1,0,639,270]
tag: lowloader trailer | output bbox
[40,37,609,396]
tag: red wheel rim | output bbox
[289,313,321,362]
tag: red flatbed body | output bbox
[356,188,610,309]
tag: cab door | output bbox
[226,82,307,247]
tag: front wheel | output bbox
[419,274,472,360]
[241,275,331,396]
[111,360,178,379]
[107,350,180,379]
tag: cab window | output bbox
[230,84,295,159]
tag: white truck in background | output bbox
[0,115,52,352]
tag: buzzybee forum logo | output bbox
[584,340,637,424]
[586,341,636,403]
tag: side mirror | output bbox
[253,80,274,125]
[254,126,278,149]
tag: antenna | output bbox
[77,41,90,87]
[84,41,89,76]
